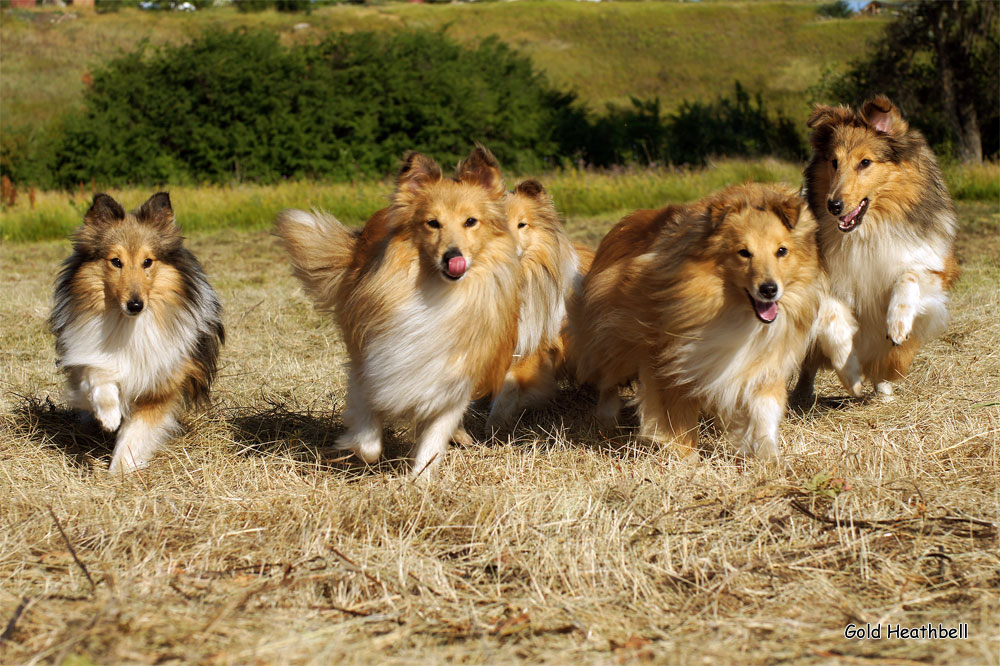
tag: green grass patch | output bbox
[2,160,996,243]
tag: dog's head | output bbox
[805,95,923,233]
[75,192,183,317]
[704,185,817,325]
[390,145,510,282]
[505,179,565,260]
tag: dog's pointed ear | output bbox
[135,192,175,229]
[703,199,732,234]
[862,95,907,135]
[514,179,546,200]
[457,144,504,199]
[84,193,126,227]
[807,104,839,130]
[774,193,803,230]
[397,152,442,195]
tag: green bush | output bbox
[51,29,566,187]
[0,123,61,190]
[556,82,805,168]
[817,1,854,19]
[6,28,809,188]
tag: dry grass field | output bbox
[1,201,998,665]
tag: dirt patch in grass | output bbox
[1,204,997,664]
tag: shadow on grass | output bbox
[463,382,703,461]
[221,392,414,479]
[788,392,864,419]
[9,394,115,468]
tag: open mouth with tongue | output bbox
[442,253,467,281]
[838,197,868,232]
[747,291,779,324]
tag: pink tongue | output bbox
[841,200,865,224]
[447,255,467,277]
[755,300,779,322]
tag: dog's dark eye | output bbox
[426,219,441,229]
[859,159,871,169]
[464,217,478,228]
[738,249,752,258]
[517,222,527,229]
[776,247,788,258]
[831,159,838,171]
[142,258,153,269]
[110,258,122,268]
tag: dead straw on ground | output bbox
[1,204,998,665]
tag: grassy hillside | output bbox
[0,2,886,136]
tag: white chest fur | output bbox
[59,310,198,404]
[823,218,953,358]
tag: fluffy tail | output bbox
[275,209,357,312]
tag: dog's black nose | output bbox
[758,281,778,299]
[827,198,843,215]
[442,248,463,262]
[126,299,144,314]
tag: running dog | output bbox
[487,179,594,427]
[51,192,224,473]
[573,184,846,459]
[276,146,521,479]
[794,95,959,402]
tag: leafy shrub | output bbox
[557,82,805,168]
[52,29,567,186]
[817,1,854,19]
[8,28,808,188]
[665,82,805,165]
[0,123,61,190]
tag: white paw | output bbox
[108,447,152,475]
[887,306,914,346]
[90,384,121,432]
[875,381,894,402]
[335,431,382,464]
[451,425,474,448]
[837,370,864,399]
[741,438,779,460]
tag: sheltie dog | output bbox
[794,95,959,402]
[50,193,224,473]
[487,179,594,427]
[572,183,852,459]
[275,146,520,479]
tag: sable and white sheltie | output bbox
[794,95,959,402]
[275,146,520,479]
[487,179,594,427]
[50,193,224,473]
[572,183,849,459]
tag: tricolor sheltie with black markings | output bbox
[51,193,224,473]
[794,95,959,402]
[276,146,520,480]
[487,179,594,427]
[572,183,856,460]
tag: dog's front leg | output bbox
[335,370,384,464]
[411,403,466,482]
[486,372,522,431]
[78,367,122,432]
[814,295,863,398]
[887,270,921,346]
[737,389,786,460]
[109,396,180,474]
